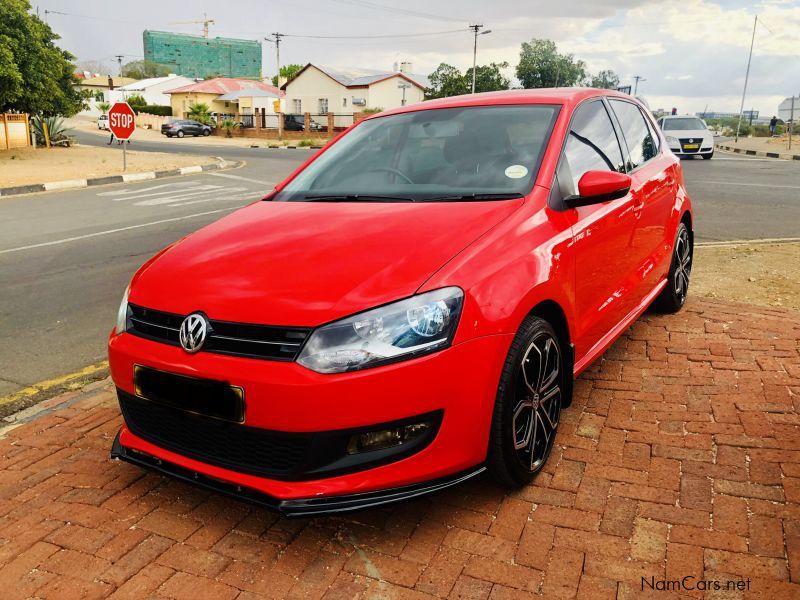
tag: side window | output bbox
[561,100,625,193]
[609,99,658,169]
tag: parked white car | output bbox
[656,116,714,159]
[98,114,109,130]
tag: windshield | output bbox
[274,105,559,202]
[662,118,706,131]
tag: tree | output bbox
[120,60,171,79]
[272,64,303,87]
[126,94,147,111]
[516,39,587,89]
[97,102,111,114]
[589,70,620,89]
[0,0,84,116]
[187,102,213,125]
[426,63,468,99]
[465,62,511,94]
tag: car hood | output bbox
[130,199,522,326]
[665,129,712,139]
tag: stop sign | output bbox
[108,102,136,140]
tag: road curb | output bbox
[0,159,241,198]
[715,143,800,160]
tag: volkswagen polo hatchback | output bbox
[109,89,693,516]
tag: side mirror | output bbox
[564,170,632,208]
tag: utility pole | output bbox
[790,93,796,150]
[265,33,284,86]
[633,75,646,96]
[115,55,124,75]
[468,24,491,94]
[735,15,757,142]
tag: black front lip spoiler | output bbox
[111,429,486,517]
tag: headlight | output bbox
[666,135,679,144]
[115,286,130,335]
[297,287,464,373]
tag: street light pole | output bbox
[633,75,646,96]
[469,25,491,94]
[735,15,757,142]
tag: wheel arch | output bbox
[526,299,574,408]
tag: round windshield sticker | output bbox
[505,165,528,179]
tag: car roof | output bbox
[372,88,636,120]
[661,115,702,119]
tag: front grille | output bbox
[119,391,312,477]
[127,304,310,361]
[678,138,702,153]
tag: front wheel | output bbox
[203,129,211,136]
[652,222,692,313]
[176,130,184,138]
[488,317,565,487]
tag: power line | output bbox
[281,28,465,40]
[327,0,461,24]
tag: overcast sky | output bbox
[40,0,800,116]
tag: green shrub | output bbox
[136,105,172,116]
[126,93,147,110]
[298,138,314,147]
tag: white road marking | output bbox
[713,157,786,162]
[98,181,200,200]
[134,186,248,206]
[206,171,276,186]
[0,208,237,256]
[697,180,800,190]
[166,192,258,208]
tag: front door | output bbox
[556,99,639,359]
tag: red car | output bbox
[109,89,693,516]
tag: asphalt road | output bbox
[0,138,798,397]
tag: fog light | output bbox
[347,421,431,454]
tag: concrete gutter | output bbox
[715,143,800,161]
[0,158,242,198]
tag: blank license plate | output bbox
[133,365,245,423]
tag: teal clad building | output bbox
[143,31,262,79]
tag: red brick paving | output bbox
[0,298,799,599]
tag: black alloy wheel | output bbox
[488,316,564,486]
[652,222,692,313]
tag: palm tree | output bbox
[98,102,111,114]
[187,102,213,126]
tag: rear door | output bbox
[557,99,639,358]
[608,99,675,293]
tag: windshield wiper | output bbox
[302,194,415,203]
[419,192,525,202]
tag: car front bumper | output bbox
[108,330,510,509]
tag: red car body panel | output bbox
[109,88,693,509]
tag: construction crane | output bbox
[169,13,216,38]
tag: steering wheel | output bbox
[365,167,414,184]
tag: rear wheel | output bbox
[488,316,565,487]
[652,222,692,313]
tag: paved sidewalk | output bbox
[0,298,798,599]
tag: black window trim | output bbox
[549,96,627,211]
[606,97,663,175]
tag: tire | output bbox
[652,222,693,313]
[176,130,184,138]
[487,316,566,487]
[202,129,211,136]
[702,152,713,160]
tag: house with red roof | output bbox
[280,63,428,124]
[165,78,284,120]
